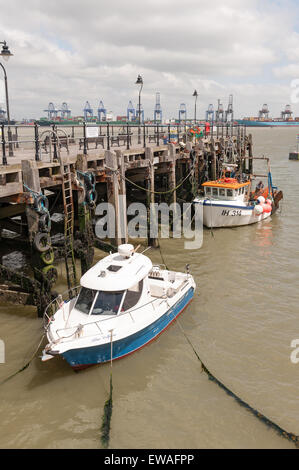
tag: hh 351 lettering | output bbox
[221,209,242,216]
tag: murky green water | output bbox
[0,128,298,449]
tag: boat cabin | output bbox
[74,246,152,317]
[202,180,251,201]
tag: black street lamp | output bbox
[135,74,143,144]
[135,74,143,124]
[0,41,13,157]
[193,89,198,125]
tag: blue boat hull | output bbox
[62,286,194,369]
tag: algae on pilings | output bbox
[100,373,113,448]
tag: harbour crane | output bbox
[154,92,162,123]
[215,100,224,122]
[206,104,214,122]
[59,102,71,119]
[178,103,187,122]
[127,100,135,121]
[259,104,269,119]
[281,104,293,120]
[97,100,107,121]
[44,102,58,120]
[83,101,93,121]
[225,95,234,122]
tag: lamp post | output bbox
[193,89,198,125]
[135,74,143,144]
[0,41,13,157]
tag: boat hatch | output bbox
[107,265,122,272]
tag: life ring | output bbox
[42,265,58,286]
[39,212,51,233]
[85,189,98,207]
[41,249,55,265]
[83,172,95,190]
[34,194,49,214]
[33,233,51,252]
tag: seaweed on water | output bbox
[100,372,113,448]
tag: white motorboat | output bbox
[42,244,196,369]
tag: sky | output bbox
[1,0,299,120]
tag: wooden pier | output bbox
[0,122,251,315]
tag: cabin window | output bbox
[75,287,97,314]
[227,189,233,197]
[219,188,225,197]
[212,188,218,197]
[205,187,211,195]
[122,280,144,311]
[91,291,125,316]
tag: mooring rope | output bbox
[0,333,45,386]
[119,168,194,195]
[158,244,299,447]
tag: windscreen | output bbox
[75,287,97,314]
[91,291,125,316]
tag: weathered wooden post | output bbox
[145,146,158,248]
[105,150,121,246]
[115,149,128,245]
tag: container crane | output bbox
[258,104,269,119]
[59,102,71,119]
[83,101,93,121]
[97,100,107,121]
[281,105,293,120]
[154,92,162,123]
[205,104,214,122]
[215,100,224,122]
[44,102,58,120]
[225,95,234,122]
[127,101,135,121]
[178,103,187,122]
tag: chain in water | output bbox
[158,244,299,448]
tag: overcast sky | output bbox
[1,0,299,120]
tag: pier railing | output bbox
[0,121,247,165]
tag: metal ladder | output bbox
[60,159,77,289]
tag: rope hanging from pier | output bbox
[108,167,194,196]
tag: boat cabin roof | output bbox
[80,252,153,291]
[202,179,251,190]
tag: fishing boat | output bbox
[193,160,282,228]
[41,244,196,369]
